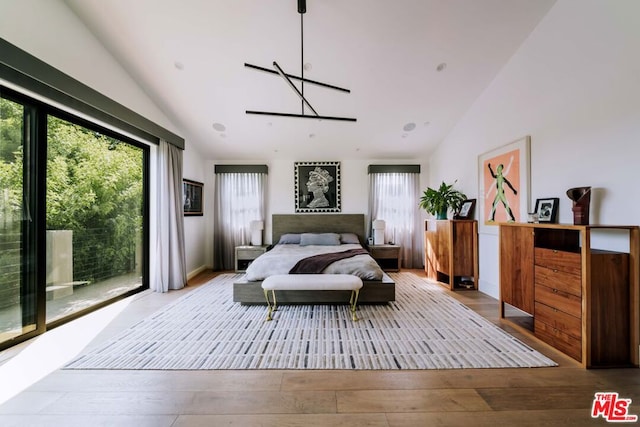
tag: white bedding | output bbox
[244,243,384,281]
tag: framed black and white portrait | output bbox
[534,197,559,223]
[183,179,203,216]
[295,161,341,213]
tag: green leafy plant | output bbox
[419,181,467,219]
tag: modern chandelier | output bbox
[245,0,356,122]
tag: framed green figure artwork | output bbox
[478,136,530,234]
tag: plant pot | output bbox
[436,208,448,220]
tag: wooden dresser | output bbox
[499,223,639,368]
[424,220,478,290]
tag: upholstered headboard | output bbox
[272,214,366,246]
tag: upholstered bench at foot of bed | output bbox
[261,274,363,322]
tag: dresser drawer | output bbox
[534,265,581,297]
[535,284,582,318]
[534,248,581,275]
[535,319,582,362]
[535,302,581,340]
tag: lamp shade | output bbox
[372,219,385,245]
[250,220,264,246]
[372,219,385,230]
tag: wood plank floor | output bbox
[0,269,638,426]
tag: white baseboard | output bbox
[187,265,207,280]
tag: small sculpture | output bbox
[566,186,591,225]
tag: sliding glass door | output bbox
[0,86,149,350]
[0,94,37,346]
[45,114,146,323]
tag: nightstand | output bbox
[369,244,401,272]
[235,245,267,272]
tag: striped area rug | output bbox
[64,272,557,370]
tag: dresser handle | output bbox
[553,288,558,293]
[553,269,558,273]
[553,250,558,253]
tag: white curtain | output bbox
[214,172,266,270]
[368,172,422,268]
[152,139,187,292]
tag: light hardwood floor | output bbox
[0,269,638,426]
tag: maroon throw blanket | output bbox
[289,248,369,274]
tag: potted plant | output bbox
[419,181,467,219]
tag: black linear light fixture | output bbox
[245,0,356,122]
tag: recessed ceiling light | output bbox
[304,63,312,71]
[436,63,447,72]
[212,123,226,132]
[174,61,184,70]
[403,122,416,132]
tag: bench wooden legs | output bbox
[262,290,360,322]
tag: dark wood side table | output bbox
[369,244,401,272]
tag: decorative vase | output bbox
[566,186,591,225]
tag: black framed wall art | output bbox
[183,179,203,216]
[294,161,341,213]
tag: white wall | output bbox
[183,147,208,277]
[428,0,640,298]
[204,158,429,267]
[1,0,209,280]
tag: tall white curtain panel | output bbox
[214,170,266,270]
[153,139,187,292]
[368,170,422,268]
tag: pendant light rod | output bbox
[300,8,305,115]
[273,61,318,116]
[245,110,356,122]
[243,63,350,93]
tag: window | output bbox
[368,167,422,268]
[214,170,266,270]
[0,86,149,350]
[45,114,147,323]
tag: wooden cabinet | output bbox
[369,244,401,272]
[499,223,640,368]
[235,245,267,272]
[424,220,478,290]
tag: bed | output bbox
[233,214,396,304]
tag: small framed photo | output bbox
[454,199,476,220]
[534,197,559,223]
[183,179,203,216]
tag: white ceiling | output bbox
[63,0,555,160]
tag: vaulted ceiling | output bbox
[64,0,556,160]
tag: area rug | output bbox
[64,272,557,370]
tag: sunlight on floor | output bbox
[0,297,133,405]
